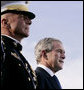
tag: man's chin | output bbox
[54,66,63,72]
[15,32,29,38]
[23,34,29,38]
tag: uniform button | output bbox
[33,77,36,81]
[13,42,17,47]
[28,70,31,73]
[4,47,6,50]
[28,77,31,81]
[25,63,28,69]
[18,64,21,67]
[1,72,2,76]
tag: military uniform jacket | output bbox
[35,67,62,89]
[1,35,37,89]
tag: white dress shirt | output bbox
[37,64,55,77]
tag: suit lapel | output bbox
[36,67,62,89]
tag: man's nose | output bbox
[61,54,65,59]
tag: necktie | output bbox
[52,75,62,89]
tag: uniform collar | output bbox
[37,64,55,77]
[1,34,20,44]
[1,35,22,51]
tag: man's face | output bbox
[8,13,32,38]
[46,41,65,73]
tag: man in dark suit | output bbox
[1,1,37,89]
[35,38,66,89]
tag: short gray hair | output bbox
[34,37,62,63]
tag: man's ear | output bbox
[1,19,11,29]
[1,19,7,25]
[41,50,48,60]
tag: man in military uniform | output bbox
[1,1,37,89]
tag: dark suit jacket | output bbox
[35,67,62,89]
[1,35,37,89]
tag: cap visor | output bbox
[1,10,35,19]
